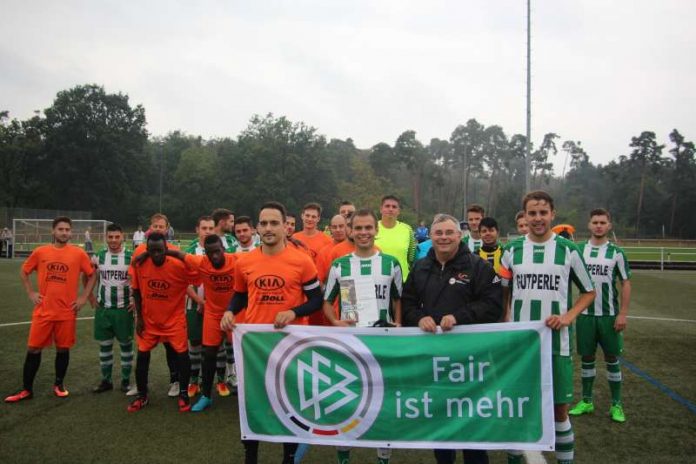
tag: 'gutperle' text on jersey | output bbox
[500,234,594,356]
[579,241,631,316]
[324,252,403,327]
[92,248,132,309]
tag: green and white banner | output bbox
[233,322,554,451]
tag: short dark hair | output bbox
[467,204,485,215]
[352,209,378,225]
[260,201,287,222]
[302,202,322,215]
[590,208,611,221]
[286,212,296,220]
[235,215,253,228]
[197,215,214,227]
[340,200,354,206]
[204,234,223,247]
[381,195,400,207]
[479,217,499,231]
[106,223,123,233]
[52,216,72,229]
[515,210,526,222]
[522,190,555,211]
[211,208,233,226]
[147,232,167,244]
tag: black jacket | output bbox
[402,243,503,326]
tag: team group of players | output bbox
[5,192,631,464]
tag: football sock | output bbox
[201,345,217,397]
[555,419,574,464]
[377,447,392,464]
[177,351,191,396]
[54,350,70,385]
[164,343,178,383]
[135,350,151,396]
[23,351,42,392]
[243,440,259,464]
[98,339,114,382]
[337,448,350,464]
[120,341,134,384]
[189,342,201,382]
[606,360,622,405]
[507,451,523,464]
[216,345,226,382]
[283,443,298,464]
[581,359,596,402]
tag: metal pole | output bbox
[159,143,163,212]
[525,0,532,193]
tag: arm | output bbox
[83,273,98,308]
[275,283,323,328]
[220,292,248,331]
[400,270,436,332]
[73,271,98,313]
[166,249,186,261]
[323,300,354,327]
[133,289,144,335]
[20,270,42,305]
[614,279,631,331]
[547,290,596,330]
[407,228,416,270]
[392,298,402,326]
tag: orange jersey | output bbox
[292,231,333,263]
[131,256,194,332]
[22,245,94,321]
[130,242,181,280]
[184,253,236,317]
[233,246,318,324]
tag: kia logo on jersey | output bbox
[255,275,285,290]
[47,262,69,273]
[210,275,232,283]
[148,280,171,291]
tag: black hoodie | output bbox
[402,242,503,327]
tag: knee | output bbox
[605,355,618,363]
[56,347,70,353]
[27,347,42,354]
[554,404,569,421]
[581,355,595,362]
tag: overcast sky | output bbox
[2,0,694,172]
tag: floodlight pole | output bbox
[159,142,163,213]
[525,0,532,193]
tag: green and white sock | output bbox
[337,448,350,464]
[580,360,596,402]
[607,360,622,405]
[98,339,114,382]
[555,418,574,464]
[120,341,133,384]
[507,451,524,464]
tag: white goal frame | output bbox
[11,218,111,258]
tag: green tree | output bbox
[449,119,485,215]
[40,84,148,222]
[394,130,428,218]
[629,131,665,234]
[667,129,696,236]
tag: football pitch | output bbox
[0,260,694,463]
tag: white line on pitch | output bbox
[628,315,696,323]
[0,316,94,328]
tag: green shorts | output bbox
[94,307,134,343]
[576,314,623,357]
[553,355,574,405]
[186,309,203,342]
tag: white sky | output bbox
[2,0,694,172]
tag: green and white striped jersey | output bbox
[463,235,483,253]
[92,248,132,309]
[579,241,631,316]
[222,233,239,252]
[324,252,403,327]
[185,242,204,312]
[500,234,594,356]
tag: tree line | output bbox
[1,84,694,238]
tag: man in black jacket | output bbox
[402,213,503,464]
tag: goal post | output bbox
[11,218,111,258]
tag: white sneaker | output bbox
[227,364,238,388]
[126,385,138,397]
[168,381,180,397]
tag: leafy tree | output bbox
[40,84,148,222]
[629,131,665,234]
